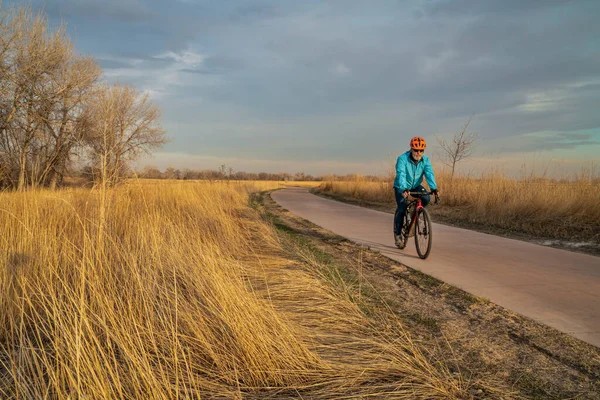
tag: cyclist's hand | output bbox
[402,189,409,199]
[431,188,439,196]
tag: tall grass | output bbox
[0,181,465,398]
[318,170,600,243]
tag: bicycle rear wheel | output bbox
[414,208,432,259]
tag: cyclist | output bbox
[393,136,438,248]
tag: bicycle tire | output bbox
[393,208,399,241]
[415,208,432,259]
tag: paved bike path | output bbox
[272,187,600,347]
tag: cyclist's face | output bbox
[411,149,424,160]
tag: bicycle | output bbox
[394,190,439,259]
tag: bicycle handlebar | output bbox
[407,191,440,204]
[408,191,435,196]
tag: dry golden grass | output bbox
[0,181,465,398]
[318,171,600,243]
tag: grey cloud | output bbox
[521,135,600,153]
[200,0,598,118]
[28,0,154,22]
[97,58,132,70]
[181,55,244,75]
[424,0,579,17]
[558,133,593,141]
[104,53,175,67]
[231,2,280,21]
[134,0,600,165]
[5,0,206,55]
[409,12,600,99]
[7,0,599,169]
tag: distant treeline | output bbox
[137,166,321,181]
[136,165,388,182]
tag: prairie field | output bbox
[316,170,600,248]
[0,181,466,398]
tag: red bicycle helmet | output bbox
[410,136,427,150]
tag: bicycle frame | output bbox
[405,198,424,237]
[405,191,438,237]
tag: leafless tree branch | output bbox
[436,116,478,180]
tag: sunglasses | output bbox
[412,149,424,153]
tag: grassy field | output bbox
[0,181,466,398]
[316,171,600,248]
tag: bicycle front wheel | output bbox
[414,208,433,259]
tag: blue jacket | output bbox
[393,151,437,191]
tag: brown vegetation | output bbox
[0,181,466,398]
[316,169,600,246]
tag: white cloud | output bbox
[102,49,212,99]
[518,78,599,113]
[155,51,205,67]
[519,90,563,112]
[333,62,351,77]
[420,50,455,77]
[97,54,144,67]
[103,68,147,79]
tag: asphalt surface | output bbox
[272,187,600,347]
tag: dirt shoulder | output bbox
[311,188,600,256]
[260,190,600,400]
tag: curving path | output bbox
[272,187,600,347]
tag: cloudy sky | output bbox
[6,0,600,176]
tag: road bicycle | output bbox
[394,191,439,259]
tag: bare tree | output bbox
[218,164,227,179]
[0,6,34,188]
[0,6,100,190]
[436,117,478,180]
[1,5,167,191]
[85,84,167,187]
[39,55,102,189]
[0,6,23,134]
[164,167,180,180]
[1,9,74,190]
